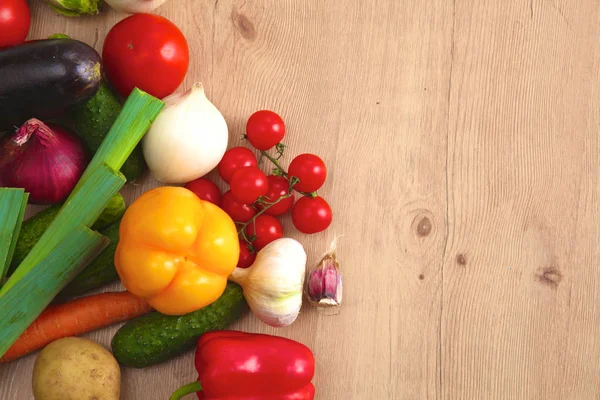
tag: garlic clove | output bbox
[307,254,343,309]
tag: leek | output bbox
[3,164,125,290]
[7,192,125,276]
[73,88,164,193]
[0,225,108,357]
[0,189,28,286]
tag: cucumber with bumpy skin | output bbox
[8,193,125,275]
[71,83,147,181]
[111,283,246,368]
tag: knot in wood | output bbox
[232,12,257,41]
[456,253,467,266]
[412,210,435,238]
[536,265,562,289]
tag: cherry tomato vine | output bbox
[191,110,333,267]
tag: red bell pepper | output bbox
[170,330,316,400]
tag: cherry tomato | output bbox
[237,240,256,269]
[230,167,268,204]
[184,178,221,205]
[246,110,286,150]
[0,0,30,48]
[259,175,294,216]
[245,215,283,250]
[220,190,256,222]
[288,154,327,193]
[102,14,189,99]
[218,147,258,183]
[292,196,332,234]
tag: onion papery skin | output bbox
[0,119,89,205]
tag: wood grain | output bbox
[1,0,600,399]
[442,1,600,399]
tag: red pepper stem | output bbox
[169,381,202,400]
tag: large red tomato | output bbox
[0,0,30,48]
[102,14,189,99]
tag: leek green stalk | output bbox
[3,164,125,290]
[0,225,108,357]
[0,189,28,286]
[7,193,125,276]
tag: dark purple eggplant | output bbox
[0,39,102,130]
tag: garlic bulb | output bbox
[229,238,307,327]
[142,83,229,184]
[104,0,169,13]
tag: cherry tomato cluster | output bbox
[185,110,333,268]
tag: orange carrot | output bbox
[1,291,152,362]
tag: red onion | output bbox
[0,118,88,205]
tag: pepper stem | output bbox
[169,381,203,400]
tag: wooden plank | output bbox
[442,0,600,399]
[4,0,600,399]
[208,1,452,399]
[0,0,449,399]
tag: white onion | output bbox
[142,83,229,184]
[104,0,169,13]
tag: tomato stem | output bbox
[233,141,319,250]
[258,148,317,198]
[260,148,288,176]
[235,174,300,250]
[236,191,295,240]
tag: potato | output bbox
[32,337,120,400]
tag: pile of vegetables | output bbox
[0,88,164,356]
[0,5,343,400]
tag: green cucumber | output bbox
[94,192,126,229]
[8,193,125,275]
[71,83,147,181]
[50,33,146,181]
[58,221,120,299]
[111,283,247,368]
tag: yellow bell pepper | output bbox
[115,186,239,315]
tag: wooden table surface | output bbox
[2,0,600,399]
